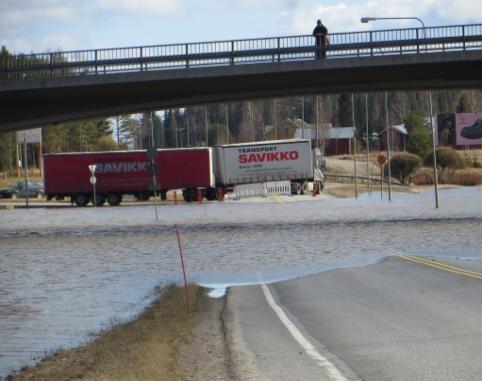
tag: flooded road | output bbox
[0,187,481,377]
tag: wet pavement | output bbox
[0,186,481,377]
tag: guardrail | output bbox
[1,24,481,79]
[324,172,397,185]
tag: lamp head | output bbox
[361,17,376,23]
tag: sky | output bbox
[1,0,481,54]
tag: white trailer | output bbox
[213,139,323,193]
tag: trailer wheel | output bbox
[290,182,300,195]
[182,188,197,202]
[107,193,122,206]
[73,194,89,207]
[204,187,217,201]
[93,194,106,206]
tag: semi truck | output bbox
[43,139,323,206]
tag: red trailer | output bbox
[43,148,214,206]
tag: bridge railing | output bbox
[1,24,481,79]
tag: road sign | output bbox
[88,164,97,175]
[377,153,387,166]
[90,176,97,185]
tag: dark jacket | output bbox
[313,24,328,41]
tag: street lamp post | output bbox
[361,17,425,29]
[361,16,439,208]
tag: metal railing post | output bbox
[277,37,281,62]
[462,25,466,50]
[231,41,234,65]
[186,43,189,68]
[140,47,144,72]
[370,31,373,56]
[94,50,98,75]
[416,28,420,53]
[50,53,54,77]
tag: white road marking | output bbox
[261,284,348,381]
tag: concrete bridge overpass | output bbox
[1,23,481,132]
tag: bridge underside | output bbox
[1,51,481,132]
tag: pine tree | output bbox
[337,93,352,127]
[456,92,472,113]
[406,112,432,158]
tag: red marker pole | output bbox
[175,224,190,308]
[173,191,178,204]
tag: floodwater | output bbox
[1,187,481,377]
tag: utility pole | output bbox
[429,91,440,208]
[250,100,254,142]
[161,111,165,148]
[352,94,358,199]
[365,93,371,194]
[316,95,320,148]
[204,106,209,146]
[225,103,229,144]
[149,111,159,221]
[385,92,392,202]
[116,115,121,144]
[186,109,190,147]
[301,96,305,139]
[23,135,29,209]
[175,114,179,148]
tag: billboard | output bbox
[456,112,482,146]
[16,128,42,144]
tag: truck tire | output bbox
[73,194,89,207]
[290,182,300,195]
[93,194,106,206]
[182,188,197,202]
[107,193,122,206]
[204,187,217,201]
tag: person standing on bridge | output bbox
[312,19,328,59]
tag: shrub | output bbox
[424,147,464,169]
[385,153,422,184]
[406,112,432,158]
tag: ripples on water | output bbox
[0,187,481,377]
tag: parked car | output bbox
[0,181,44,199]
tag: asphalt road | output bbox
[225,255,482,380]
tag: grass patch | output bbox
[7,284,206,381]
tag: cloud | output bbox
[282,0,482,35]
[198,0,297,11]
[40,34,79,52]
[98,0,185,15]
[432,0,482,22]
[0,1,77,29]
